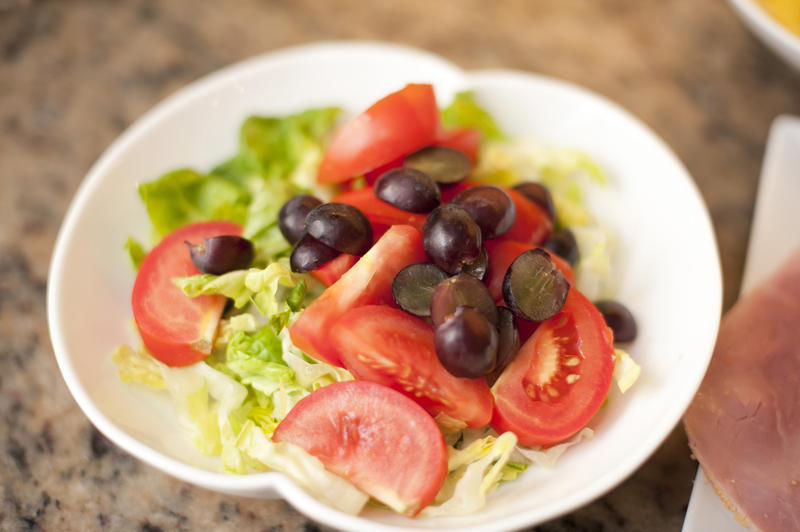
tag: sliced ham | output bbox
[684,247,800,531]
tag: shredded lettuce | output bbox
[111,344,166,389]
[123,237,147,270]
[474,138,607,229]
[613,349,641,393]
[441,91,506,142]
[422,431,518,517]
[514,427,594,468]
[216,313,259,347]
[176,260,299,315]
[139,169,250,239]
[572,224,615,301]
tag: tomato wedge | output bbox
[436,127,481,162]
[273,381,447,516]
[497,187,553,246]
[331,305,494,429]
[310,253,358,287]
[132,221,241,366]
[490,289,615,446]
[332,186,428,232]
[289,225,427,366]
[318,84,439,183]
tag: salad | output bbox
[114,84,641,517]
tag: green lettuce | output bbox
[175,260,299,315]
[138,169,249,238]
[441,91,506,142]
[138,108,340,254]
[213,108,341,185]
[474,139,608,228]
[123,237,147,270]
[111,344,166,389]
[423,431,519,517]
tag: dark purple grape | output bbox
[278,195,323,245]
[486,307,520,386]
[422,204,482,274]
[392,263,449,317]
[289,233,340,273]
[403,146,472,184]
[513,182,556,221]
[431,273,498,327]
[305,203,373,256]
[186,235,254,275]
[542,229,579,266]
[503,248,570,322]
[375,168,441,213]
[460,246,489,281]
[450,185,515,239]
[595,300,638,342]
[434,306,498,378]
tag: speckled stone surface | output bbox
[2,0,799,530]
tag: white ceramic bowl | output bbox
[47,42,722,531]
[728,0,800,71]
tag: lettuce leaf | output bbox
[214,109,340,185]
[138,108,339,251]
[441,91,506,142]
[613,348,641,393]
[514,427,594,468]
[422,431,518,517]
[175,260,299,315]
[124,237,147,270]
[111,344,166,389]
[138,169,250,239]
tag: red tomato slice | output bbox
[363,155,404,184]
[484,240,576,302]
[310,253,358,287]
[332,186,428,232]
[273,381,447,516]
[497,187,553,246]
[440,180,479,204]
[436,127,481,162]
[132,221,242,366]
[289,225,427,367]
[331,305,494,429]
[318,84,438,184]
[490,289,615,446]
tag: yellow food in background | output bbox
[757,0,800,36]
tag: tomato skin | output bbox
[289,225,427,367]
[318,84,438,184]
[310,253,358,287]
[273,380,447,516]
[497,187,553,246]
[332,186,428,233]
[440,180,479,204]
[490,289,615,446]
[331,305,494,429]
[363,156,404,184]
[436,127,481,162]
[484,239,576,302]
[132,221,242,366]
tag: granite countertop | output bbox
[2,0,799,530]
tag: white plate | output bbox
[47,41,722,531]
[683,115,800,531]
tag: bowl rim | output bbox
[46,40,722,531]
[727,0,800,63]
